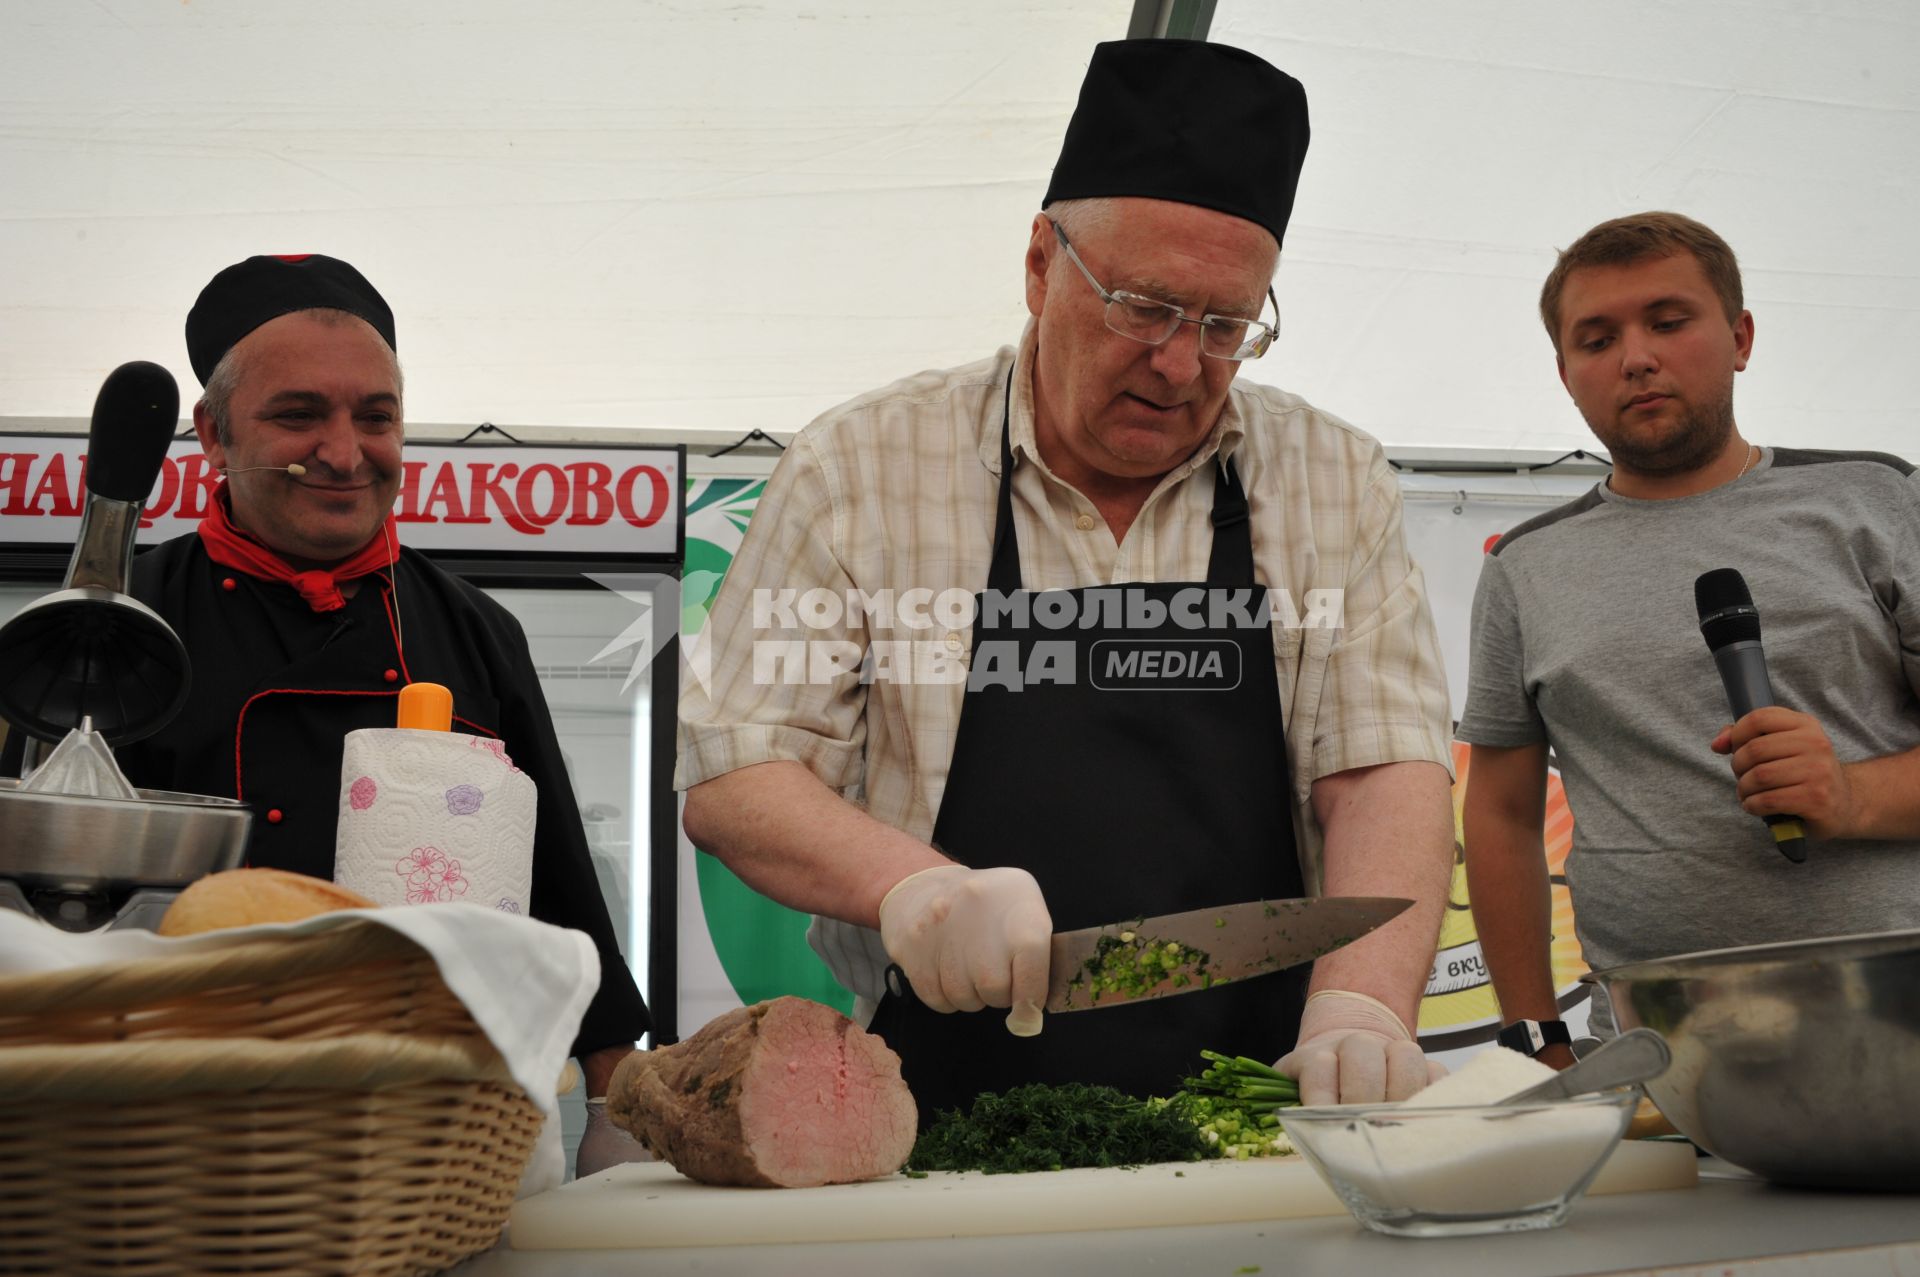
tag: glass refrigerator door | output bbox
[0,584,36,632]
[481,583,656,1175]
[0,584,47,762]
[481,585,653,994]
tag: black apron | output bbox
[869,386,1307,1122]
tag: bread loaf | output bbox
[158,868,374,936]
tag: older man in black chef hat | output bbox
[5,254,652,1169]
[679,40,1457,1113]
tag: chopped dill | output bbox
[902,1052,1301,1176]
[906,1083,1211,1174]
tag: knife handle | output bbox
[883,963,917,1004]
[883,962,1043,1035]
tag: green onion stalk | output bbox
[1161,1051,1301,1158]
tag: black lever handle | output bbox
[85,361,179,504]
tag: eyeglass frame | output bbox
[1049,219,1280,361]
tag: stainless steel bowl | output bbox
[0,779,250,894]
[1591,927,1920,1189]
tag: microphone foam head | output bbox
[1696,567,1760,647]
[287,463,308,476]
[1695,567,1752,619]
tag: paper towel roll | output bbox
[335,728,538,913]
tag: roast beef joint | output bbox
[606,996,917,1188]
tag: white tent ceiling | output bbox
[2,1,1915,456]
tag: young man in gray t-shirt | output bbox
[1457,212,1920,1058]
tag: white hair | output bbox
[1043,195,1280,311]
[1042,196,1120,242]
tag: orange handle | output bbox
[396,681,453,731]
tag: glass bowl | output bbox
[1278,1090,1637,1237]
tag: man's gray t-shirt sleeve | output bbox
[1892,472,1920,698]
[1457,551,1547,747]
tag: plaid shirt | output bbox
[678,323,1452,998]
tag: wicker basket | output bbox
[0,922,545,1276]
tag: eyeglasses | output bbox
[1051,220,1279,361]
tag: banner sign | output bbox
[0,435,681,557]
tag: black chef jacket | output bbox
[3,533,650,1057]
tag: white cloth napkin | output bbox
[0,903,597,1196]
[334,728,537,915]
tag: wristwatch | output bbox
[1496,1018,1572,1057]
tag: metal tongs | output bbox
[1495,1027,1672,1106]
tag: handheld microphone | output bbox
[1694,568,1809,863]
[220,463,308,476]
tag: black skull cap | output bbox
[1043,39,1310,249]
[185,253,395,385]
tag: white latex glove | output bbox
[1276,990,1446,1105]
[877,864,1053,1036]
[575,1098,657,1179]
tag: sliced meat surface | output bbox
[606,996,917,1188]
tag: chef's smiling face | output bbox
[194,309,404,567]
[1555,251,1753,477]
[1025,197,1277,490]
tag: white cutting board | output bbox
[509,1140,1697,1250]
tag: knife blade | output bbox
[1044,896,1412,1013]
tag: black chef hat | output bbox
[1042,40,1310,249]
[185,254,396,386]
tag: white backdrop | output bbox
[3,1,1915,456]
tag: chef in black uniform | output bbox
[7,254,650,1128]
[679,41,1457,1116]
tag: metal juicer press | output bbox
[0,363,250,931]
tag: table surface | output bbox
[451,1161,1920,1277]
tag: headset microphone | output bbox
[219,463,308,476]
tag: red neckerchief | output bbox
[197,483,398,613]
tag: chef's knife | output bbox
[1045,896,1412,1013]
